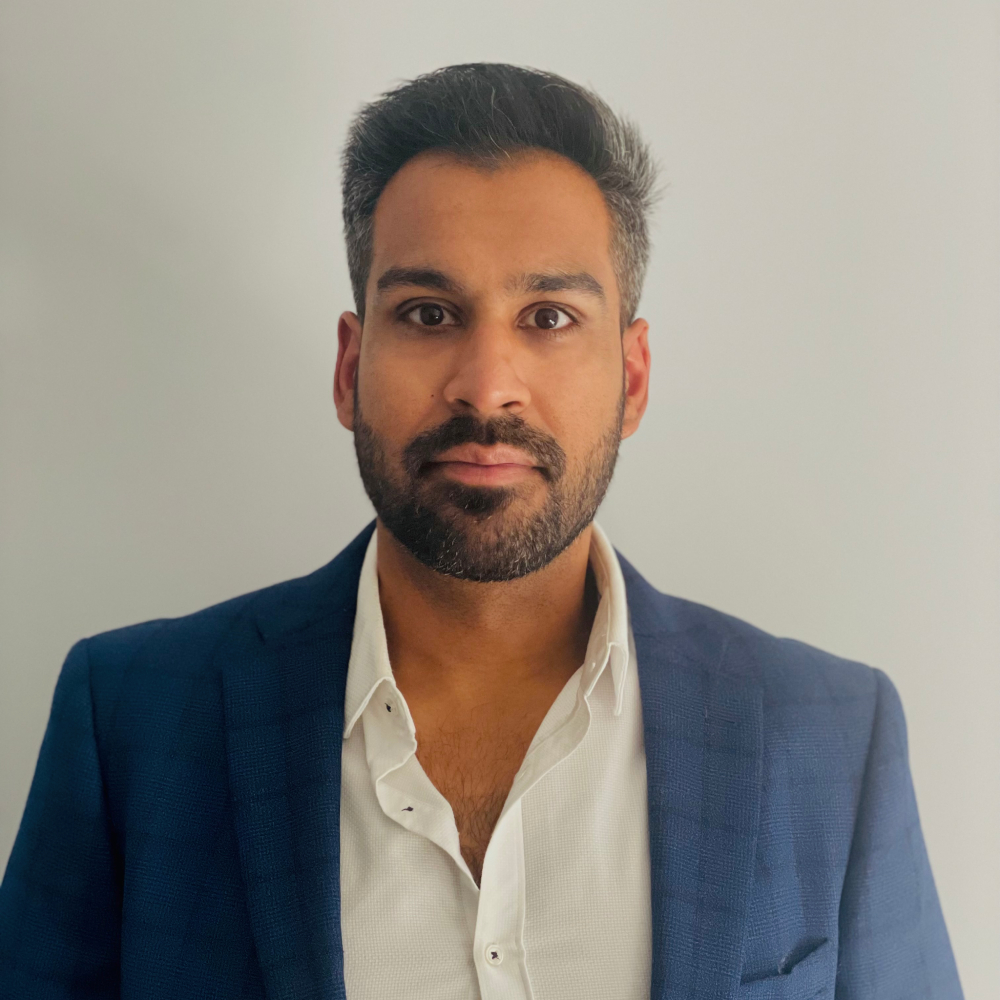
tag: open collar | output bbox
[343,521,632,740]
[223,523,763,1000]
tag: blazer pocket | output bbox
[737,938,833,999]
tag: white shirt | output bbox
[340,523,651,1000]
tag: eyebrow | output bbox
[509,271,606,300]
[375,267,464,296]
[373,265,606,302]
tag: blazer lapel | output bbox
[622,557,764,1000]
[223,524,374,1000]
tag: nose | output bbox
[441,323,531,418]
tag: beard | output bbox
[353,389,625,583]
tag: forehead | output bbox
[369,150,615,293]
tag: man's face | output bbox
[335,150,650,581]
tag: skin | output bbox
[334,149,651,883]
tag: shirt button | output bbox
[485,945,503,966]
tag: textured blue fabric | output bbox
[0,522,962,999]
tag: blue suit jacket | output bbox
[0,523,962,999]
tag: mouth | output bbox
[426,444,543,487]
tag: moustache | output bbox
[402,414,567,483]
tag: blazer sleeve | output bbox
[0,639,122,999]
[836,667,963,999]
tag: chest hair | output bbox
[415,716,537,886]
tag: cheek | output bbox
[533,352,622,438]
[358,350,434,436]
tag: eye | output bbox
[526,306,575,331]
[404,302,457,327]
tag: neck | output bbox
[375,519,599,706]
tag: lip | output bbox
[431,444,538,467]
[427,445,541,486]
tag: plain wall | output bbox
[1,1,997,994]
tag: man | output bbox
[0,63,961,999]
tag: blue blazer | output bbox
[0,523,962,999]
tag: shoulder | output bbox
[77,522,374,709]
[70,575,283,724]
[633,581,899,797]
[82,587,257,686]
[621,554,887,736]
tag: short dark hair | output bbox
[341,63,659,327]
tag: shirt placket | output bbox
[471,675,599,1000]
[473,798,531,1000]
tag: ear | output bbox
[620,317,651,440]
[334,311,363,431]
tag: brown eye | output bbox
[405,302,455,327]
[529,307,573,331]
[418,304,445,325]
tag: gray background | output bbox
[1,1,997,994]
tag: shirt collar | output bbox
[343,531,397,739]
[343,520,631,738]
[582,521,631,716]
